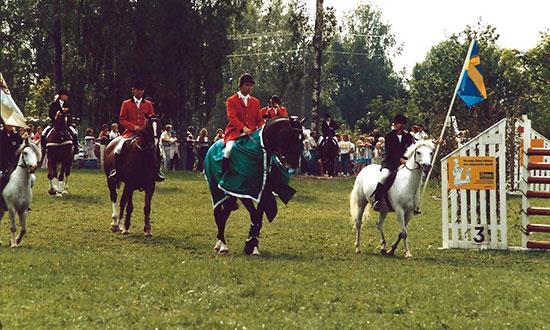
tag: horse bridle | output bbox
[17,146,36,171]
[402,144,427,172]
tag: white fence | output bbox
[441,118,508,249]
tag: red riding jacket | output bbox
[119,98,155,138]
[260,106,289,120]
[224,94,264,143]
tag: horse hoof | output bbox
[10,243,18,248]
[214,240,222,251]
[111,225,121,233]
[405,251,413,259]
[48,189,57,196]
[121,229,130,235]
[380,249,387,256]
[218,246,229,255]
[144,230,152,237]
[355,248,362,254]
[252,246,260,256]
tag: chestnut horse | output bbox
[44,112,74,195]
[103,115,161,236]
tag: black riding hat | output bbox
[393,114,407,124]
[57,88,69,96]
[133,80,146,90]
[324,113,331,119]
[239,73,255,87]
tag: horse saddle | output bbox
[46,128,72,146]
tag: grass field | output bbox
[0,169,548,329]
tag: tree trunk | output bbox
[53,2,63,89]
[310,0,323,132]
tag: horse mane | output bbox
[403,139,435,160]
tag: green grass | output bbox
[0,170,548,329]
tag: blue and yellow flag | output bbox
[457,40,487,108]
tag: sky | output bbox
[312,0,549,77]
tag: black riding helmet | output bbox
[393,114,407,125]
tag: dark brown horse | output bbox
[317,136,339,177]
[44,113,74,195]
[103,114,161,236]
[209,117,304,255]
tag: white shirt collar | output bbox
[59,100,64,106]
[238,91,250,98]
[133,96,142,104]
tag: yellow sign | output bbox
[448,157,496,190]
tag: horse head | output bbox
[263,116,305,168]
[16,139,41,174]
[404,140,435,176]
[142,113,162,151]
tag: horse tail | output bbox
[350,173,369,226]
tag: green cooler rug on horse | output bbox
[204,128,294,209]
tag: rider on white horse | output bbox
[40,89,79,153]
[372,114,414,211]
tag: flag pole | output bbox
[421,39,476,197]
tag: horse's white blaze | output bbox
[152,121,159,148]
[350,140,435,256]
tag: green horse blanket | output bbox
[204,128,293,208]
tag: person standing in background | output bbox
[185,126,195,171]
[338,134,353,177]
[109,123,120,140]
[196,128,210,172]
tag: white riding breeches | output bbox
[223,140,235,158]
[378,167,391,185]
[114,136,133,155]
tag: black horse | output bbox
[209,117,304,255]
[317,136,339,177]
[103,114,162,236]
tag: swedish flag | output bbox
[457,40,487,108]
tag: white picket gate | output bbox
[441,118,508,249]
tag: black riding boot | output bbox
[221,157,230,175]
[155,170,165,182]
[372,183,385,212]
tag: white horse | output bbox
[0,141,40,247]
[350,140,435,258]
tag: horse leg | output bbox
[214,197,234,254]
[47,158,57,195]
[8,208,17,247]
[351,189,367,254]
[124,189,134,234]
[376,212,389,255]
[403,211,413,259]
[241,199,261,255]
[143,184,155,237]
[15,209,28,245]
[119,185,130,235]
[388,209,406,256]
[0,209,4,245]
[108,180,120,232]
[58,161,66,193]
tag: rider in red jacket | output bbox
[109,81,164,182]
[222,73,264,173]
[260,95,289,120]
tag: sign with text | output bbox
[448,156,496,190]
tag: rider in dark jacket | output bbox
[41,89,79,153]
[320,113,339,147]
[372,114,414,211]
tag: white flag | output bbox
[0,73,28,128]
